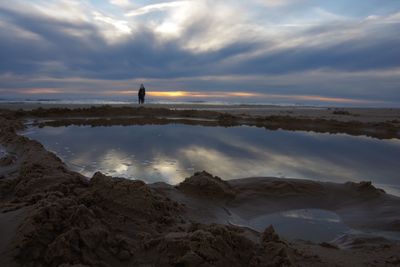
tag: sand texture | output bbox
[1,106,400,266]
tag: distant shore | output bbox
[1,102,400,123]
[2,104,399,139]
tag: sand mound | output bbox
[12,170,306,267]
[12,192,141,266]
[177,171,235,199]
[84,172,183,223]
[142,223,295,267]
[13,171,184,267]
[344,181,386,197]
[172,175,400,232]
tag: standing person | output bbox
[138,84,146,104]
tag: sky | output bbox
[0,0,399,106]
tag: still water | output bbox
[0,146,6,158]
[23,124,400,196]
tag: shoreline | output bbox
[1,102,400,122]
[1,107,400,266]
[9,105,400,140]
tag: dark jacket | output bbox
[138,87,145,96]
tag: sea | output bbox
[0,97,360,108]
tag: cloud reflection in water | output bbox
[24,124,400,195]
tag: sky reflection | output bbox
[243,209,349,242]
[0,145,6,157]
[23,124,400,194]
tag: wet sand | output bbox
[1,102,400,123]
[1,106,400,266]
[3,104,400,139]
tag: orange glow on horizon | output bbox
[112,90,263,98]
[149,91,189,97]
[110,90,371,103]
[2,88,381,105]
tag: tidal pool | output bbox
[23,124,400,196]
[229,208,350,242]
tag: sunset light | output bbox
[0,0,399,106]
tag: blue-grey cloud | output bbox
[0,0,400,106]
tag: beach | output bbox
[1,104,400,266]
[2,102,400,122]
[3,0,400,265]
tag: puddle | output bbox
[22,124,400,195]
[0,146,7,158]
[230,209,349,242]
[20,124,400,242]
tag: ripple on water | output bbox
[0,146,7,158]
[230,209,350,243]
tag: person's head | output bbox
[140,83,144,87]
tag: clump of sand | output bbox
[177,171,236,199]
[12,172,183,266]
[146,223,297,267]
[7,168,299,267]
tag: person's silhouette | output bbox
[138,84,146,104]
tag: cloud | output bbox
[109,0,133,9]
[1,67,399,106]
[0,0,400,106]
[254,0,306,8]
[126,1,188,17]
